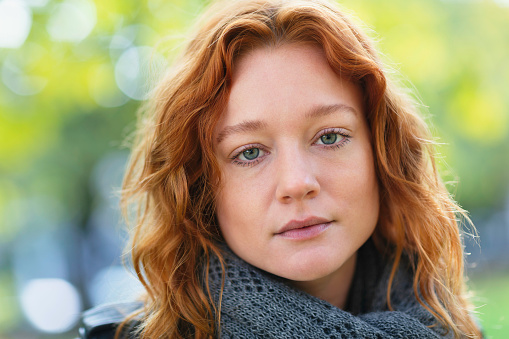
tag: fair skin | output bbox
[213,43,379,308]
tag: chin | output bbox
[282,267,337,282]
[273,251,352,282]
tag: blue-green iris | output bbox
[243,148,259,160]
[320,133,337,144]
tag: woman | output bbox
[80,0,482,338]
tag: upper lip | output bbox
[276,216,332,234]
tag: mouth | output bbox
[275,216,332,239]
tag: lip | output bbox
[275,216,332,239]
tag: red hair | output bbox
[121,0,480,337]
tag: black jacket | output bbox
[78,301,143,339]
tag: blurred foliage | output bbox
[470,272,509,338]
[340,0,509,211]
[0,272,20,331]
[0,0,508,336]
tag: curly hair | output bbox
[120,0,480,337]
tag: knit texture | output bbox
[207,240,452,338]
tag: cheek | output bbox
[355,157,379,203]
[215,192,237,245]
[326,147,379,218]
[214,169,239,223]
[214,187,235,234]
[214,177,263,240]
[215,165,271,216]
[353,151,380,222]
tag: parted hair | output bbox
[120,0,480,338]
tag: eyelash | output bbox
[229,128,351,167]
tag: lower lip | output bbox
[276,222,331,240]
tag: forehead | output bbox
[217,43,363,130]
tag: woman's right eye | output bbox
[230,145,267,166]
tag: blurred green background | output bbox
[0,0,507,337]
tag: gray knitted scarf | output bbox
[207,240,452,338]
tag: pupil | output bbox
[321,133,337,144]
[243,148,259,160]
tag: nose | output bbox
[275,149,320,203]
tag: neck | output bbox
[289,253,357,309]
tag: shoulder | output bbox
[78,301,144,339]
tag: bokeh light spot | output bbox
[2,60,47,96]
[494,0,509,6]
[89,266,144,306]
[20,278,81,333]
[0,0,32,48]
[114,46,167,101]
[46,0,96,43]
[25,0,49,7]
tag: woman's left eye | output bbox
[314,128,350,147]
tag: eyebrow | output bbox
[305,103,358,119]
[216,120,269,144]
[216,103,358,144]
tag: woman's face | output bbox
[213,44,379,292]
